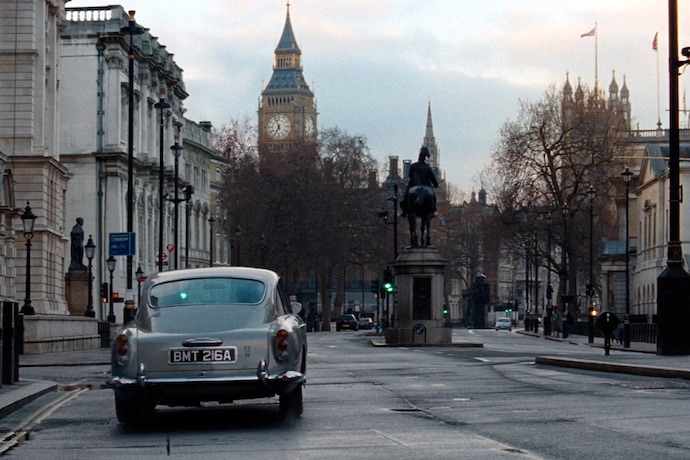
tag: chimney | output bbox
[389,156,399,178]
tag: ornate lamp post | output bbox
[588,184,597,343]
[208,215,215,267]
[120,11,144,323]
[107,256,117,323]
[622,167,633,348]
[20,202,37,315]
[84,235,96,317]
[170,133,183,270]
[155,90,170,272]
[136,265,146,306]
[657,1,690,355]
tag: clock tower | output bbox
[258,4,317,171]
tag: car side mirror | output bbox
[291,301,303,314]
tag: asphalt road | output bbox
[3,329,690,459]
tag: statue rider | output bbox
[400,146,438,217]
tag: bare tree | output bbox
[214,122,385,331]
[490,84,627,316]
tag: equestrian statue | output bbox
[400,146,438,247]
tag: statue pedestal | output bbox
[65,269,90,316]
[384,246,452,345]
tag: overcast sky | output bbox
[66,0,680,194]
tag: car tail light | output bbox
[115,333,130,365]
[275,329,289,360]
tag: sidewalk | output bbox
[0,347,111,419]
[518,329,690,379]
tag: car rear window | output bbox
[149,277,266,307]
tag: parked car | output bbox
[358,317,374,329]
[108,267,307,425]
[336,314,359,331]
[495,317,512,331]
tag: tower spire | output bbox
[422,101,440,172]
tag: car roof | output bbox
[496,317,511,321]
[144,267,280,287]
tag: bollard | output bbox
[2,301,15,385]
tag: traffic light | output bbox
[382,268,395,293]
[100,283,109,303]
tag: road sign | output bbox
[167,243,175,252]
[109,232,136,256]
[157,252,168,261]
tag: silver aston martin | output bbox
[108,267,307,425]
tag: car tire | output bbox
[279,384,304,418]
[115,393,142,426]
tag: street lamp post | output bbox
[106,255,117,323]
[561,204,569,338]
[261,234,266,268]
[386,184,399,259]
[20,202,37,315]
[120,11,144,324]
[136,265,146,306]
[588,184,597,343]
[155,90,170,272]
[622,167,633,348]
[235,226,241,266]
[170,133,183,270]
[657,1,690,355]
[183,185,194,268]
[84,235,96,317]
[545,212,553,336]
[208,216,215,267]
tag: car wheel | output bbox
[115,393,144,426]
[336,326,341,331]
[279,384,304,418]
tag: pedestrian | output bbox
[554,309,562,337]
[613,325,624,345]
[566,311,574,336]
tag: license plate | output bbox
[169,347,237,364]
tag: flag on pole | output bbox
[581,27,596,38]
[653,32,658,51]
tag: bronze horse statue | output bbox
[406,185,435,246]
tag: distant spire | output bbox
[563,71,573,100]
[422,101,440,171]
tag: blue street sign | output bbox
[109,232,136,256]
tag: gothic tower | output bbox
[421,102,446,213]
[258,4,317,172]
[422,102,441,174]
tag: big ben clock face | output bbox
[305,115,315,138]
[267,114,291,139]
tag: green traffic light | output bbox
[383,282,394,293]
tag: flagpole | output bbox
[594,22,598,90]
[656,32,662,128]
